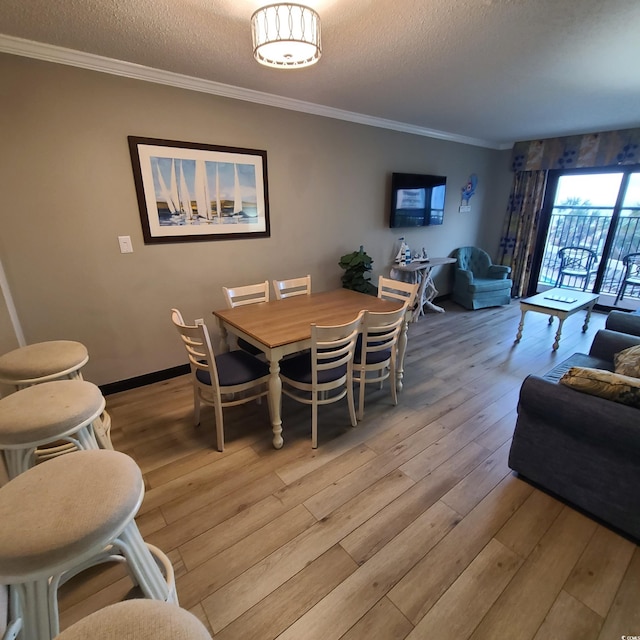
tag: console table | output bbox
[391,257,456,320]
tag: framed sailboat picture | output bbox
[128,136,270,244]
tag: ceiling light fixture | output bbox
[251,3,322,69]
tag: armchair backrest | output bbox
[453,247,492,277]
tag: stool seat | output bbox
[54,600,211,639]
[0,380,105,447]
[0,450,142,581]
[0,341,89,386]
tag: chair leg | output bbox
[347,376,357,428]
[390,358,398,406]
[311,398,318,449]
[193,389,201,426]
[213,403,225,452]
[357,374,366,421]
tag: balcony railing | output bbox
[537,209,640,301]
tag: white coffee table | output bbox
[515,288,599,351]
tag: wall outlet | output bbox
[195,318,204,325]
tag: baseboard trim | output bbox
[100,364,189,396]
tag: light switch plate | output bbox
[118,236,133,253]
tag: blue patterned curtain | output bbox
[498,171,547,298]
[499,128,640,297]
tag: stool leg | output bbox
[114,523,176,603]
[3,450,29,479]
[92,411,113,450]
[75,426,100,451]
[2,586,23,640]
[15,580,53,640]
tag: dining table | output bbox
[213,288,407,449]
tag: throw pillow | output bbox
[614,345,640,378]
[559,366,640,409]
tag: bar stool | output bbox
[0,450,176,640]
[0,380,105,479]
[53,600,211,639]
[0,341,89,388]
[0,340,113,451]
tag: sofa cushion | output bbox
[560,366,640,408]
[614,345,640,378]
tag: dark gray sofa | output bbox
[508,328,640,541]
[606,309,640,337]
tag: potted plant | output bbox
[338,246,377,295]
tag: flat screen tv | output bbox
[389,172,447,228]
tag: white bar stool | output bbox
[0,341,112,451]
[0,380,105,479]
[53,600,211,639]
[0,450,176,640]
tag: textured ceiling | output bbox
[1,0,639,148]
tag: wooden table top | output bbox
[213,288,403,349]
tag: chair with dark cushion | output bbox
[171,309,270,451]
[451,247,512,310]
[279,314,362,448]
[353,304,407,420]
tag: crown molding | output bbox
[0,34,507,150]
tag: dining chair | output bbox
[273,274,311,300]
[222,280,270,355]
[378,276,419,308]
[614,252,640,305]
[222,280,270,307]
[170,309,270,451]
[353,303,408,420]
[279,314,362,448]
[555,246,597,291]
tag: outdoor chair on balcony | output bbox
[614,252,640,305]
[555,246,597,291]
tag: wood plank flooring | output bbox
[58,300,640,639]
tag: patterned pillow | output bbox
[559,367,640,409]
[614,345,640,378]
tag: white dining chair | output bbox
[353,303,408,420]
[222,281,270,355]
[378,276,419,308]
[279,313,362,448]
[222,281,270,307]
[171,309,270,451]
[273,275,311,300]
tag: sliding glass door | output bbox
[533,166,640,310]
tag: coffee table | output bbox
[515,287,599,351]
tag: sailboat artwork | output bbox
[130,137,270,243]
[150,158,262,227]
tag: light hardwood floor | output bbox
[58,300,640,639]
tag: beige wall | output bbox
[0,54,512,386]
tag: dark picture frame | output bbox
[128,136,270,244]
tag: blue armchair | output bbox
[452,247,512,310]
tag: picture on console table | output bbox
[128,136,270,244]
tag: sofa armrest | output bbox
[588,329,640,361]
[606,310,640,337]
[487,265,511,280]
[455,268,474,285]
[518,374,640,454]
